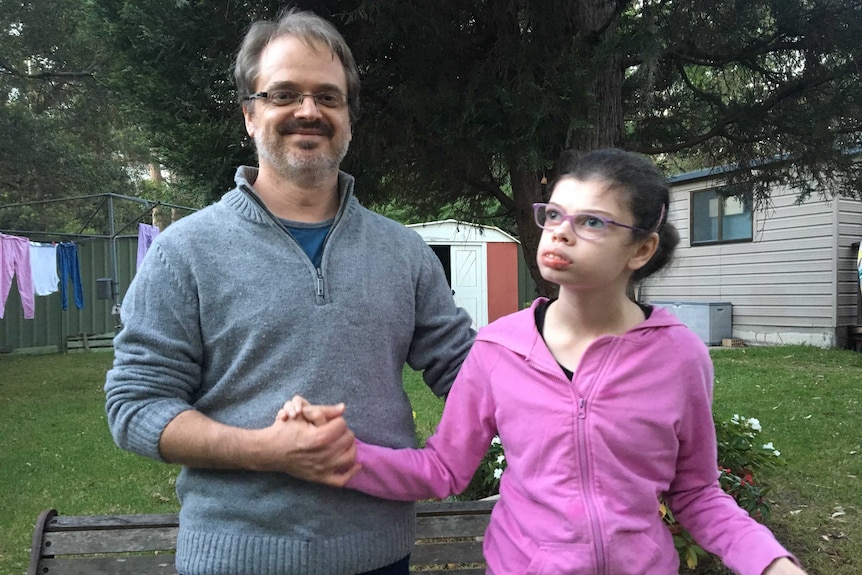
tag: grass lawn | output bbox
[1,345,860,574]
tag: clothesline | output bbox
[0,230,138,241]
[0,224,161,320]
[1,233,85,319]
[1,193,199,321]
[0,192,198,242]
[0,192,196,212]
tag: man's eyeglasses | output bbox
[533,202,651,241]
[243,89,347,108]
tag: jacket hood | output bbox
[477,297,688,360]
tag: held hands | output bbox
[763,558,807,575]
[270,395,361,487]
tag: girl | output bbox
[288,149,805,575]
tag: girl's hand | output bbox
[763,557,806,575]
[277,395,311,422]
[276,395,348,427]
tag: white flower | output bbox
[773,450,781,457]
[747,418,762,432]
[762,442,775,451]
[491,436,501,446]
[493,468,503,479]
[496,455,506,464]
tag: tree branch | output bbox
[0,59,95,81]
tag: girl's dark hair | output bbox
[234,9,361,123]
[550,148,679,283]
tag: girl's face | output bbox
[536,177,657,292]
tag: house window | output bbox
[691,189,753,244]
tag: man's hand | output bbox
[268,395,361,486]
[158,399,359,487]
[255,398,359,486]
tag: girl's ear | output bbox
[627,233,659,272]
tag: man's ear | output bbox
[242,104,256,138]
[628,233,659,272]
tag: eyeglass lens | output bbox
[534,204,609,240]
[271,90,343,107]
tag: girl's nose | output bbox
[551,221,576,244]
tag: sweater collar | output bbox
[224,166,357,224]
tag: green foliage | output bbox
[666,413,786,569]
[0,0,150,229]
[83,0,862,297]
[91,0,277,202]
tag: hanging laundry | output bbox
[57,242,85,311]
[0,233,35,319]
[137,223,160,269]
[29,242,60,296]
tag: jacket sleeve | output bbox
[103,241,202,462]
[405,242,476,397]
[347,343,496,500]
[664,344,794,575]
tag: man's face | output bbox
[243,35,352,183]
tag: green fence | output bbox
[0,237,137,353]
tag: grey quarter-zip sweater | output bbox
[105,166,475,575]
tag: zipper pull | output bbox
[578,396,586,419]
[316,268,324,297]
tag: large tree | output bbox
[0,0,151,232]
[93,0,862,294]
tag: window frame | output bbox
[689,188,754,246]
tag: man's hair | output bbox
[234,8,360,122]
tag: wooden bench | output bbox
[28,499,495,575]
[65,332,115,353]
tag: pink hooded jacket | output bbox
[348,299,792,575]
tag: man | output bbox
[104,9,474,575]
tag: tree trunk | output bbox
[148,162,170,229]
[148,163,164,183]
[578,0,625,149]
[511,164,558,299]
[513,0,625,297]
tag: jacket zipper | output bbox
[531,362,607,573]
[576,394,607,575]
[316,267,324,297]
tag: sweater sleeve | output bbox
[405,242,476,397]
[347,344,496,500]
[104,240,203,462]
[664,342,794,575]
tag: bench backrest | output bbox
[29,500,495,575]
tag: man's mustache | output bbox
[276,120,334,137]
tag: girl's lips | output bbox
[540,251,571,270]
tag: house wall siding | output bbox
[641,179,846,347]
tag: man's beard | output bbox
[256,119,349,187]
